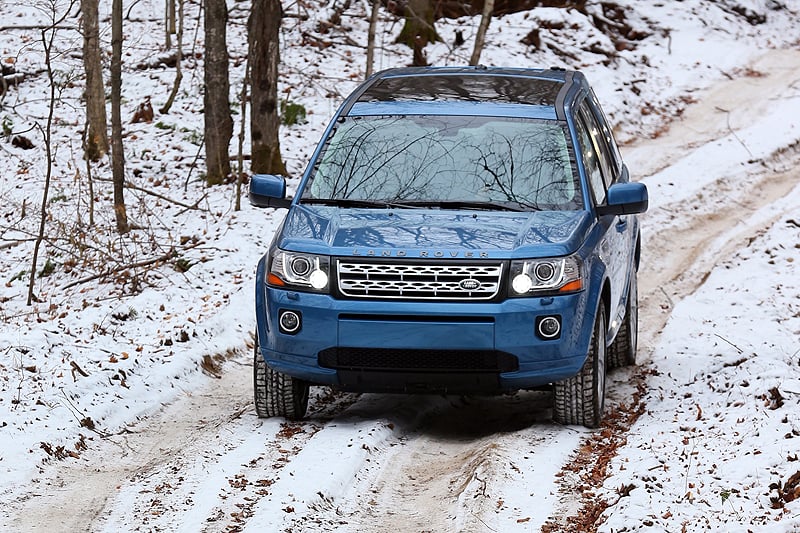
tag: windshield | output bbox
[301,115,582,211]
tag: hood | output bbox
[277,205,592,259]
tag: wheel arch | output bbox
[601,277,612,338]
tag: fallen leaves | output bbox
[39,433,91,461]
[201,354,223,378]
[542,373,648,532]
[766,387,785,410]
[40,441,79,460]
[69,360,89,380]
[277,422,306,440]
[770,470,800,508]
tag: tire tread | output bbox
[253,338,309,420]
[553,306,606,428]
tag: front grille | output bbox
[318,347,519,373]
[337,261,504,300]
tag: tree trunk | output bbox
[396,0,440,49]
[235,57,249,211]
[160,0,184,114]
[166,0,176,48]
[111,0,129,233]
[365,0,380,78]
[27,4,68,305]
[248,0,286,175]
[81,0,109,162]
[203,0,233,185]
[469,0,494,66]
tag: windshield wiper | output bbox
[399,200,532,212]
[300,198,397,208]
[301,198,535,212]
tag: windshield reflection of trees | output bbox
[306,116,582,211]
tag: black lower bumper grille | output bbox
[318,347,519,373]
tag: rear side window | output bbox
[575,112,606,205]
[577,102,616,190]
[588,90,623,179]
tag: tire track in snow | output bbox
[544,48,800,531]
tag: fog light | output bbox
[279,310,301,334]
[537,315,561,340]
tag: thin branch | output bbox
[0,24,78,31]
[125,181,206,210]
[183,135,205,191]
[61,241,201,289]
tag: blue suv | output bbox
[250,67,647,428]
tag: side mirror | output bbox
[249,174,292,209]
[596,182,648,216]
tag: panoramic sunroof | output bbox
[359,74,563,106]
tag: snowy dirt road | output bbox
[6,48,800,532]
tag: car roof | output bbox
[341,66,586,120]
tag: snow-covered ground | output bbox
[1,0,799,531]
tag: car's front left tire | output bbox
[253,334,309,420]
[553,305,607,428]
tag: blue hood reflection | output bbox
[277,205,592,258]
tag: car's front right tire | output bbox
[253,334,309,420]
[553,305,607,428]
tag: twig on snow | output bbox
[713,333,744,354]
[61,241,201,289]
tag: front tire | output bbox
[553,305,607,428]
[608,270,638,369]
[253,334,309,420]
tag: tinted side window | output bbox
[588,90,623,179]
[575,112,606,205]
[578,103,615,188]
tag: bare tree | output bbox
[203,0,233,185]
[160,0,183,114]
[365,0,380,78]
[234,57,249,211]
[111,0,129,233]
[469,0,495,66]
[248,0,286,175]
[165,0,176,49]
[81,0,108,161]
[28,0,76,305]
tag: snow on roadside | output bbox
[598,155,800,532]
[0,198,281,494]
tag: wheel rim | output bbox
[630,275,638,358]
[595,307,607,422]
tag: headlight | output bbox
[509,255,583,296]
[267,250,330,292]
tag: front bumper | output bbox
[255,279,596,393]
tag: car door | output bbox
[575,99,631,332]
